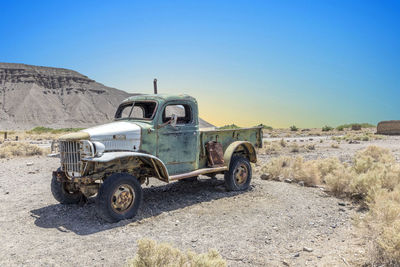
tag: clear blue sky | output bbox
[1,0,399,127]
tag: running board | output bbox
[169,166,228,181]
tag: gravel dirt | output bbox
[0,147,373,266]
[5,134,398,266]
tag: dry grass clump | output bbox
[127,239,226,267]
[261,139,287,154]
[331,143,340,149]
[0,142,48,158]
[260,146,400,265]
[362,186,400,265]
[332,132,385,143]
[261,141,282,154]
[261,156,342,186]
[289,143,300,153]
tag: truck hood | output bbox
[82,121,140,140]
[59,121,141,152]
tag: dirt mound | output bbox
[0,63,214,129]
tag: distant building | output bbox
[377,120,400,135]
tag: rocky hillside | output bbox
[0,63,213,129]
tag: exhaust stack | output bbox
[153,78,158,94]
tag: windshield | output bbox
[115,101,157,120]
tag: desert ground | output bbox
[0,129,398,266]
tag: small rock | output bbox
[338,202,346,206]
[260,173,271,180]
[26,162,33,166]
[339,207,346,212]
[282,260,290,266]
[298,181,305,186]
[5,192,9,195]
[284,179,292,183]
[303,247,313,252]
[294,253,300,257]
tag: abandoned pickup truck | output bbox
[52,94,262,222]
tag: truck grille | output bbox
[59,141,81,175]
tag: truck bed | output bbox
[198,127,263,168]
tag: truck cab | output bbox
[52,94,262,222]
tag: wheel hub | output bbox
[111,184,135,214]
[234,164,248,185]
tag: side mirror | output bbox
[158,114,178,129]
[170,114,178,128]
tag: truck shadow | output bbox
[30,177,247,235]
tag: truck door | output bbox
[156,101,199,175]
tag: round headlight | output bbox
[92,141,105,157]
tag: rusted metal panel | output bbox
[205,141,224,167]
[198,127,262,169]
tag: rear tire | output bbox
[51,169,82,204]
[96,173,142,223]
[224,156,252,191]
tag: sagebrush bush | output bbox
[336,125,345,131]
[261,141,282,154]
[363,186,400,265]
[322,125,333,132]
[289,143,300,153]
[0,142,48,158]
[324,165,353,197]
[290,125,298,131]
[127,239,226,267]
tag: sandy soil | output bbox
[3,135,399,266]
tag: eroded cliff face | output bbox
[0,63,131,129]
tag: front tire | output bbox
[51,170,82,204]
[224,156,252,191]
[96,173,142,223]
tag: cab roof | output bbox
[121,94,197,104]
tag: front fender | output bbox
[83,152,169,181]
[223,141,257,169]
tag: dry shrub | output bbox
[261,156,342,186]
[127,239,226,267]
[325,165,354,197]
[261,141,282,154]
[332,133,385,143]
[331,143,340,148]
[260,156,291,180]
[289,143,300,153]
[279,138,287,147]
[362,186,400,265]
[0,142,48,158]
[349,146,400,198]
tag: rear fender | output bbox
[223,141,257,169]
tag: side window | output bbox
[163,104,192,124]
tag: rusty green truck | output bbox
[52,94,262,222]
